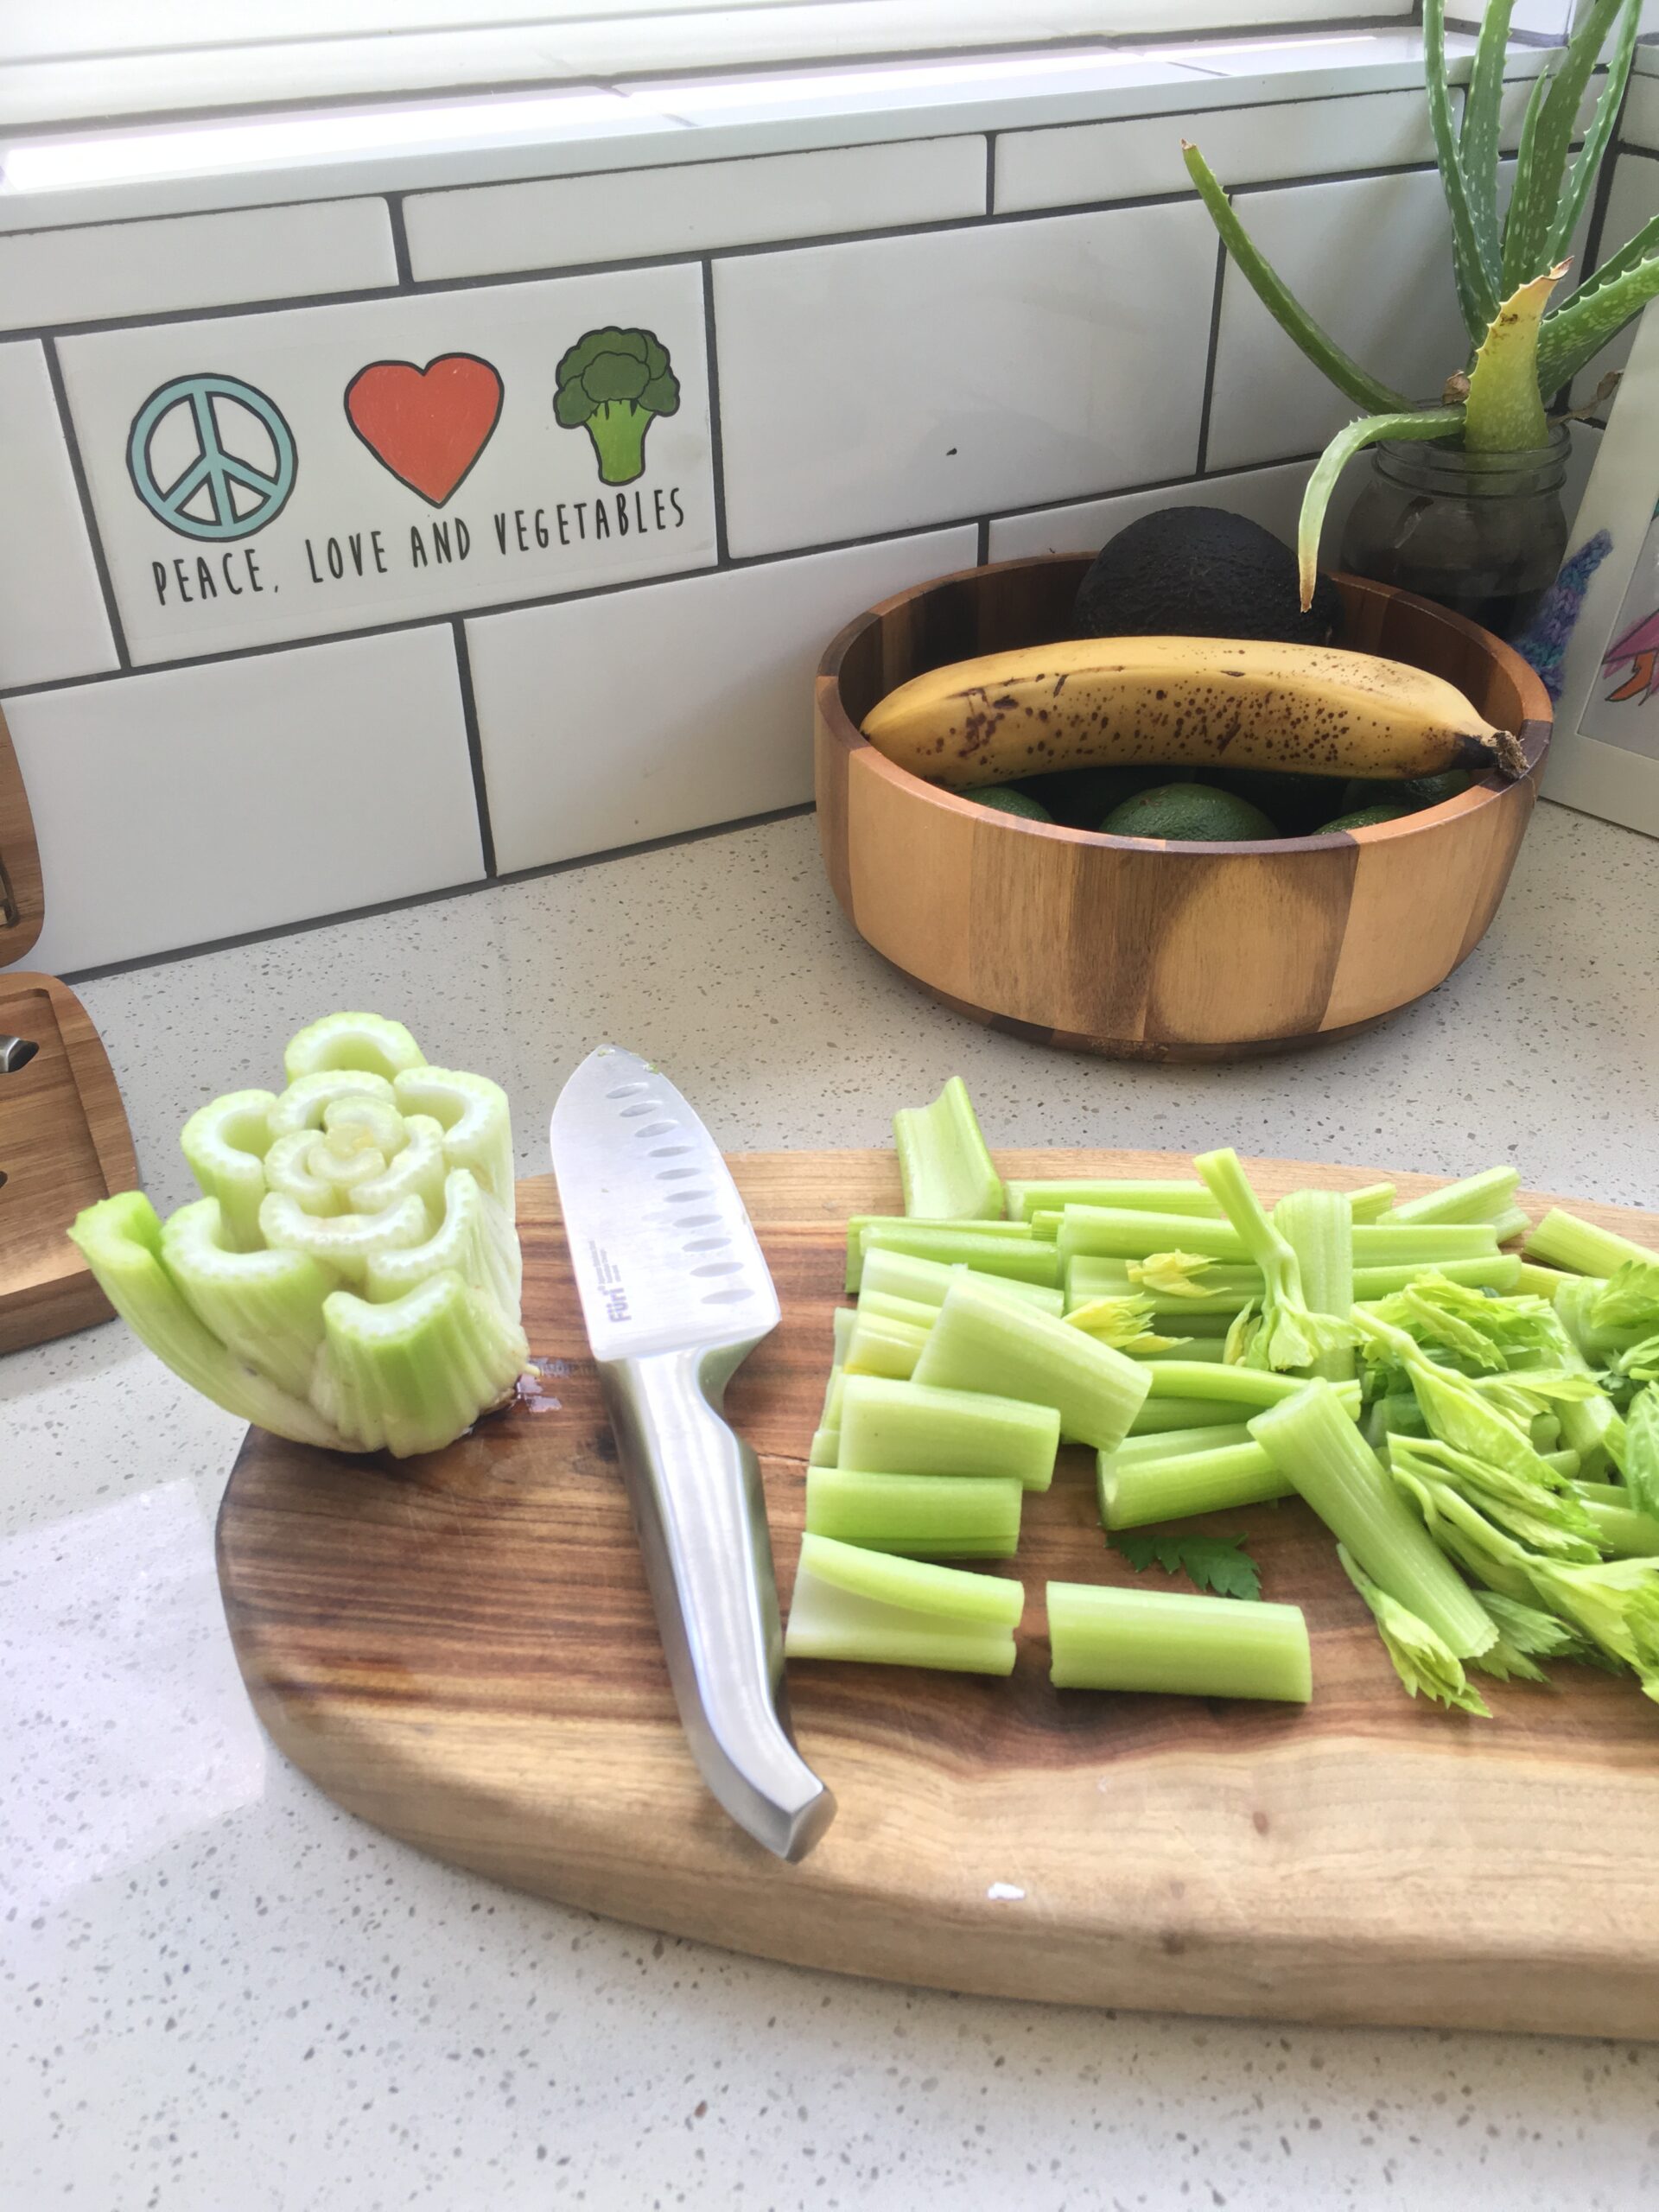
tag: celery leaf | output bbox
[1115,1530,1262,1601]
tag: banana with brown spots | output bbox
[860,636,1524,790]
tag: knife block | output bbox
[0,702,137,1352]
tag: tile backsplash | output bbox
[1,49,1637,976]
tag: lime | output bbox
[974,784,1053,821]
[1098,782,1279,842]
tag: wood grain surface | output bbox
[815,567,1550,1060]
[217,1149,1659,2040]
[0,701,43,965]
[0,972,137,1352]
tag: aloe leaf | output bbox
[1295,406,1464,609]
[1551,207,1659,324]
[1459,0,1512,276]
[1549,0,1641,262]
[1538,245,1659,395]
[1464,264,1564,450]
[1504,0,1628,283]
[1182,141,1410,413]
[1424,0,1499,339]
[1502,70,1552,290]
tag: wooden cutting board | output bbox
[217,1149,1659,2042]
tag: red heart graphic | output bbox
[344,353,503,506]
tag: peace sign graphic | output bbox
[127,372,297,541]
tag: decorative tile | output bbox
[1205,168,1471,473]
[467,523,976,875]
[995,90,1436,214]
[54,264,715,664]
[0,199,397,335]
[714,201,1216,558]
[987,458,1368,566]
[405,138,987,281]
[0,340,117,689]
[5,627,482,976]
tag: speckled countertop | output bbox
[6,800,1659,2212]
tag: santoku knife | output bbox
[549,1045,835,1861]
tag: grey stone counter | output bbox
[4,800,1657,2211]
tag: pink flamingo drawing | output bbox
[1602,606,1659,702]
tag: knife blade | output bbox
[550,1045,834,1862]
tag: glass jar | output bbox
[1338,422,1570,640]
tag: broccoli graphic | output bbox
[553,326,680,486]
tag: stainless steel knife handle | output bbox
[598,1341,836,1863]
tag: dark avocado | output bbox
[973,784,1053,821]
[1023,763,1169,827]
[1073,505,1343,647]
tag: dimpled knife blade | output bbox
[550,1046,833,1860]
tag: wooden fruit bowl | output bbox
[814,559,1550,1061]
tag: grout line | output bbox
[1193,234,1228,478]
[61,801,817,986]
[700,258,730,567]
[983,131,996,215]
[0,154,1457,346]
[450,616,497,877]
[976,516,990,566]
[41,335,130,671]
[385,191,415,287]
[0,458,1332,703]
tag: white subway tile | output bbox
[4,627,482,975]
[405,137,987,280]
[0,340,116,688]
[1624,73,1659,155]
[468,524,976,875]
[987,459,1368,566]
[56,263,715,664]
[715,202,1215,558]
[0,200,397,336]
[1165,31,1472,92]
[1206,168,1471,473]
[996,90,1436,215]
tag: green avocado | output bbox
[1336,770,1470,817]
[1099,782,1280,842]
[974,784,1053,821]
[1315,800,1416,833]
[1024,764,1167,826]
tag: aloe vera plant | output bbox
[1185,0,1656,606]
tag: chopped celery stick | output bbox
[1098,1440,1293,1529]
[808,1427,840,1466]
[1144,1363,1361,1412]
[1524,1209,1656,1279]
[831,1305,858,1360]
[1351,1223,1500,1262]
[1065,1255,1261,1316]
[1627,1387,1659,1516]
[1004,1179,1224,1222]
[1338,1545,1489,1716]
[1114,1421,1254,1463]
[1542,1448,1583,1480]
[1048,1582,1312,1702]
[836,1374,1059,1489]
[847,1218,1048,1294]
[859,1246,1063,1315]
[1488,1207,1532,1246]
[805,1468,1022,1558]
[1250,1381,1495,1658]
[1579,1493,1659,1560]
[1386,1165,1521,1227]
[1027,1212,1064,1239]
[1516,1261,1576,1297]
[1196,1148,1356,1374]
[1057,1207,1249,1265]
[893,1076,1003,1221]
[1352,1255,1520,1298]
[843,1311,928,1381]
[1131,1395,1268,1434]
[785,1535,1020,1675]
[857,1288,940,1331]
[1274,1188,1356,1382]
[284,1010,423,1083]
[1346,1182,1396,1223]
[1137,1338,1228,1363]
[912,1271,1150,1453]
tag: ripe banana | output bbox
[860,636,1525,790]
